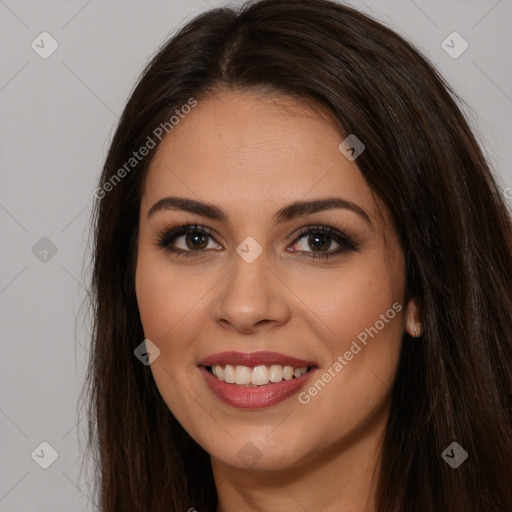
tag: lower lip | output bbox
[199,366,317,409]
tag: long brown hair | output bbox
[81,0,512,510]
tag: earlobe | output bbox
[404,298,423,338]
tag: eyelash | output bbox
[155,222,359,260]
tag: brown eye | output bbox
[289,226,358,260]
[156,223,358,260]
[183,232,209,250]
[156,224,222,258]
[303,232,333,252]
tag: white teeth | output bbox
[210,364,309,386]
[223,364,235,383]
[269,364,283,382]
[251,365,269,385]
[235,365,251,385]
[283,365,294,380]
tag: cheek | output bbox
[291,254,404,353]
[339,269,401,344]
[135,251,206,412]
[293,255,404,410]
[298,257,404,426]
[136,247,207,340]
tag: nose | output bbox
[211,248,291,334]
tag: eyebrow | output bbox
[147,196,372,226]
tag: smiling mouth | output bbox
[204,364,316,387]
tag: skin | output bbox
[135,89,422,512]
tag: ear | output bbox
[404,297,423,338]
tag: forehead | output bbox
[142,89,383,227]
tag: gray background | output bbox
[1,0,511,510]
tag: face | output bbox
[135,89,410,473]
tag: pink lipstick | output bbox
[197,351,318,409]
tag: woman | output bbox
[83,0,512,510]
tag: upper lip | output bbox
[197,351,318,368]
